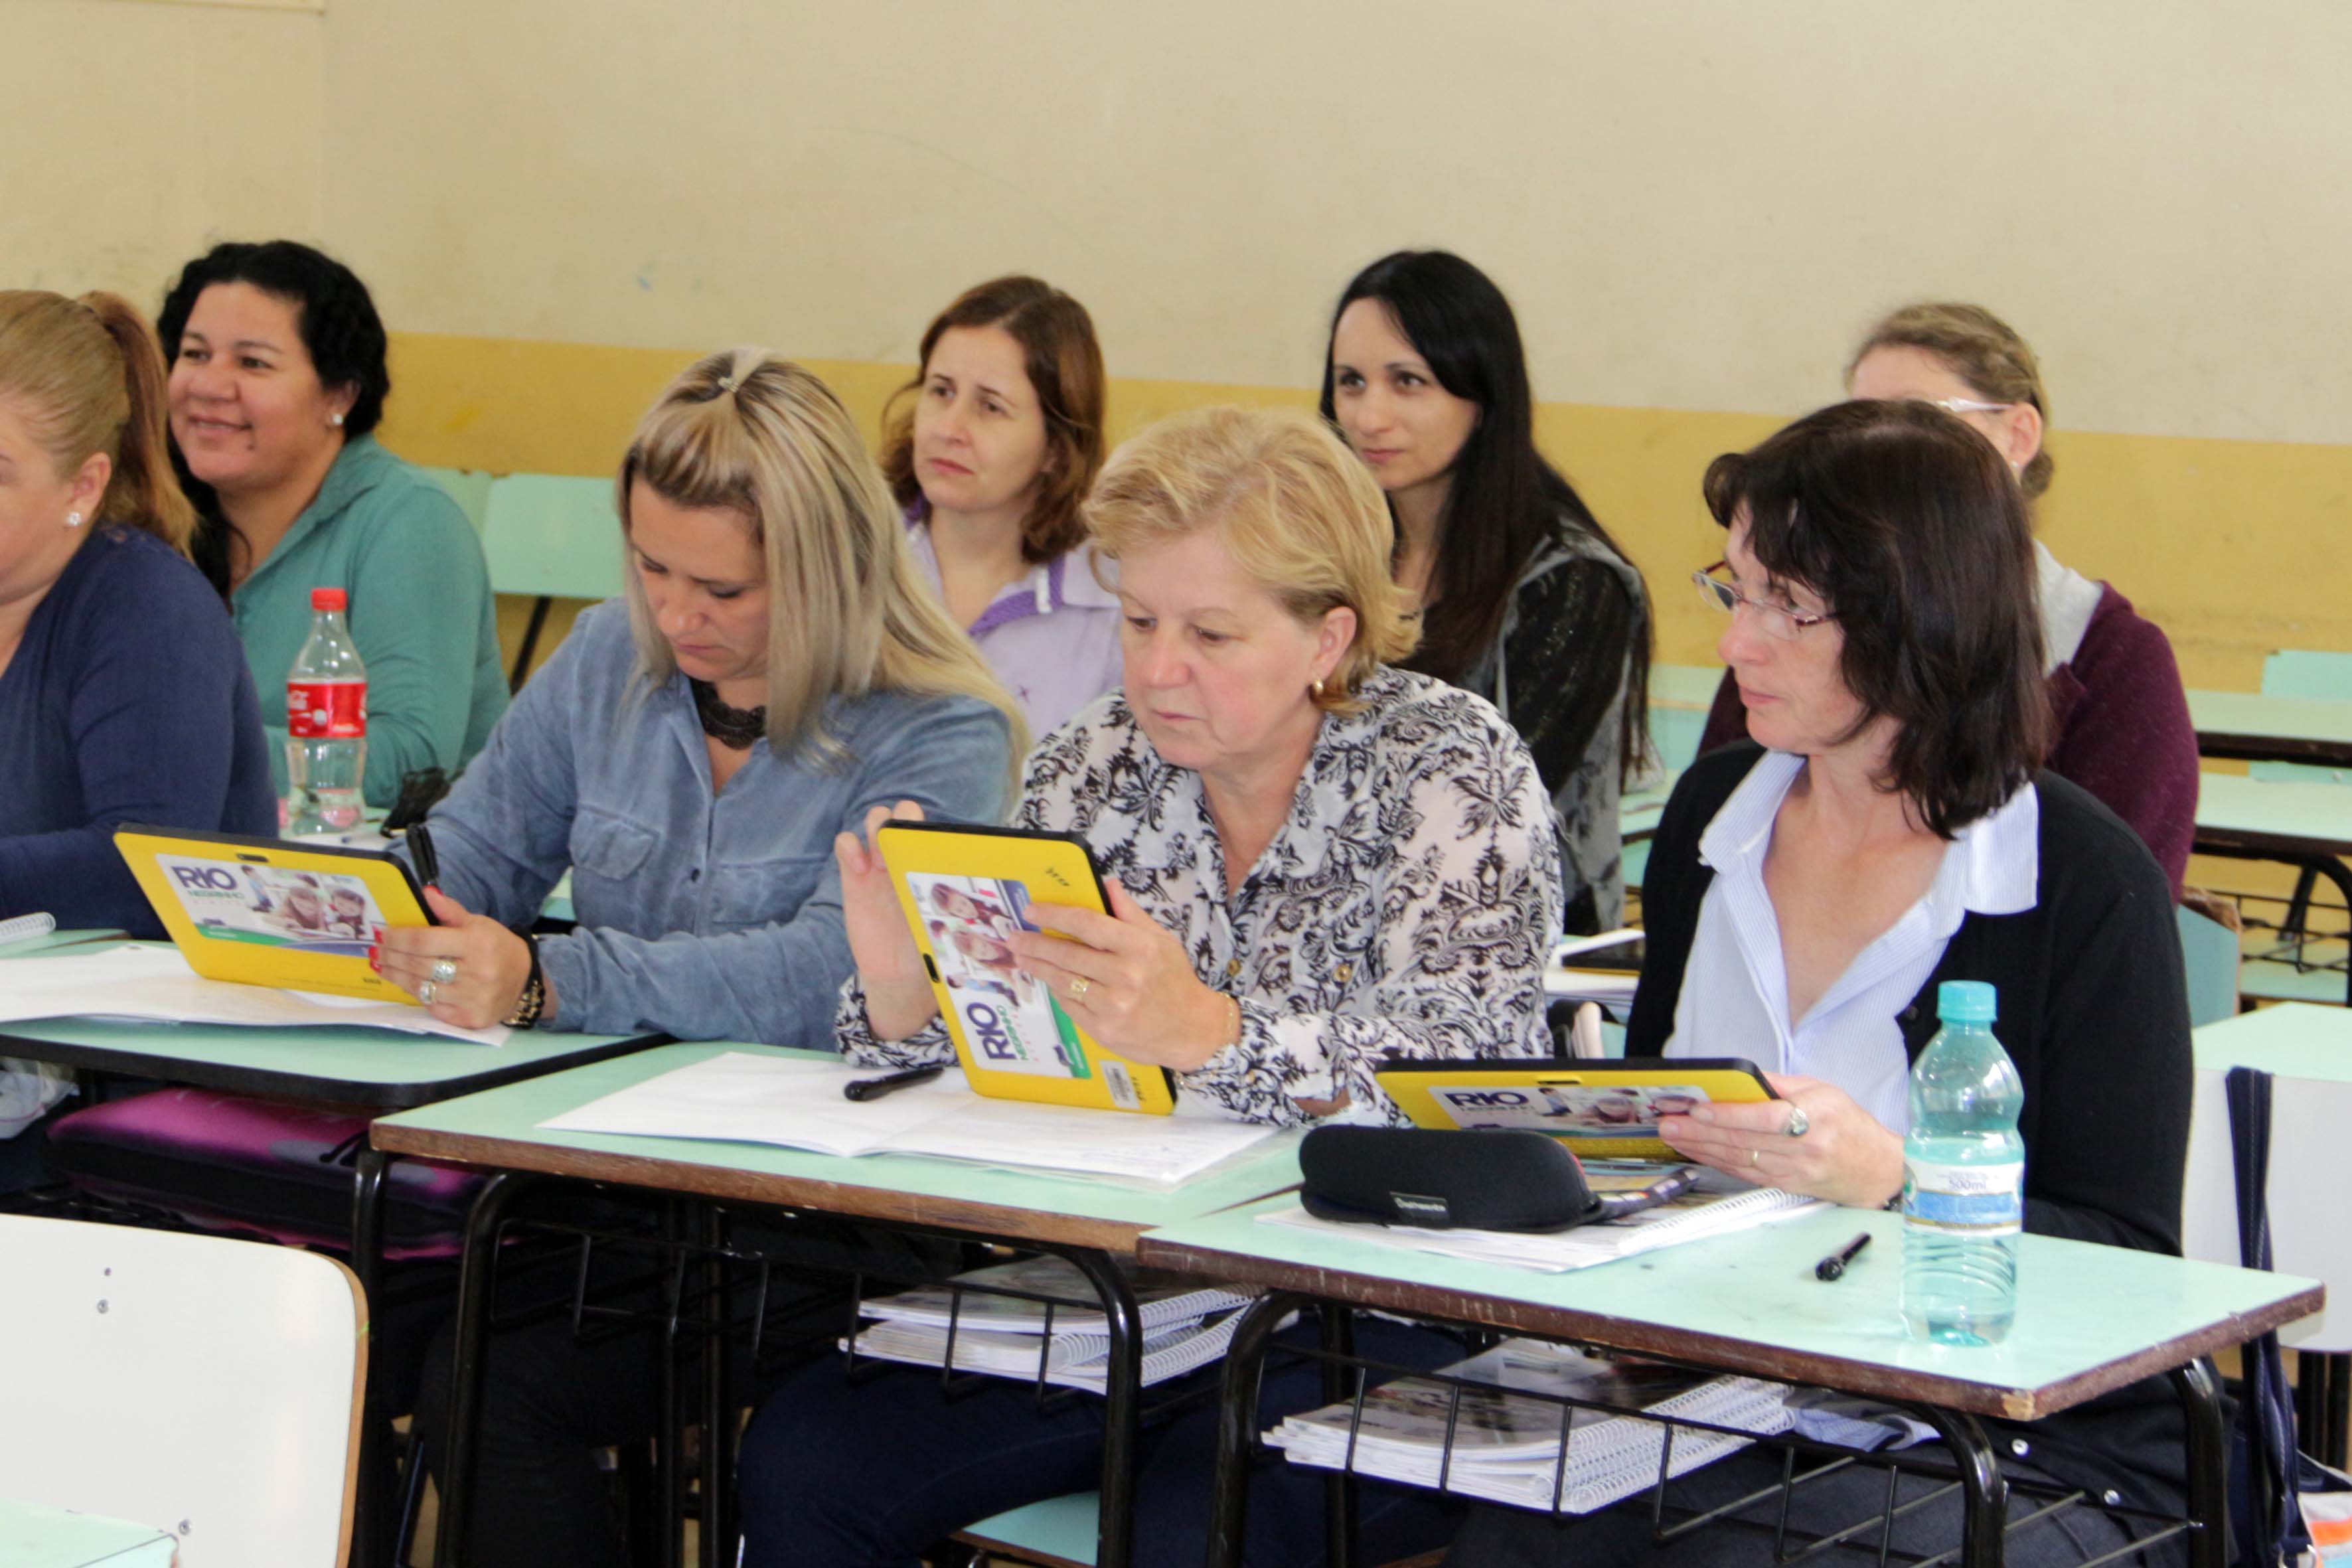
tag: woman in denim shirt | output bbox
[375,349,1023,1044]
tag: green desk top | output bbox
[0,1499,176,1567]
[372,1041,1304,1253]
[1136,1200,2320,1421]
[2188,689,2352,765]
[2195,771,2352,856]
[0,932,127,960]
[2193,1002,2352,1083]
[0,1012,661,1111]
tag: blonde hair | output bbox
[1085,406,1418,712]
[617,349,1026,769]
[1850,302,2055,498]
[0,290,195,552]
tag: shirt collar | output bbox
[902,509,1118,635]
[1699,749,2039,928]
[240,435,381,592]
[1239,666,1407,884]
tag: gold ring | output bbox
[1749,1146,1760,1170]
[1068,976,1091,1001]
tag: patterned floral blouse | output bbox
[836,665,1563,1125]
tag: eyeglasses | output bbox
[1922,396,2013,418]
[1691,567,1836,642]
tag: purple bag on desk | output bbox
[47,1088,482,1259]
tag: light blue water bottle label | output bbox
[1903,1158,2023,1235]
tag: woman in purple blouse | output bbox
[1697,302,2198,897]
[881,275,1123,740]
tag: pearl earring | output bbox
[330,413,345,428]
[64,511,83,529]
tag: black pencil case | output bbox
[1298,1126,1605,1233]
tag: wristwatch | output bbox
[503,932,546,1029]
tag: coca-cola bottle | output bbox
[285,587,368,834]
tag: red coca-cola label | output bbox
[287,678,367,738]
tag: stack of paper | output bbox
[539,1051,1285,1186]
[1270,1340,1791,1512]
[0,943,509,1044]
[1545,929,1644,1006]
[843,1257,1257,1394]
[1261,1177,1824,1273]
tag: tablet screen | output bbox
[156,852,390,959]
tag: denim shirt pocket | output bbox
[570,808,663,913]
[705,852,830,933]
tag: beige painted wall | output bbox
[319,0,2352,447]
[0,0,323,306]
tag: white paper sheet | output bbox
[540,1050,1282,1184]
[0,945,510,1045]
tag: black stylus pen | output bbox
[844,1066,944,1102]
[1815,1231,1873,1281]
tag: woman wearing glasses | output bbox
[1454,398,2193,1567]
[1697,303,2197,896]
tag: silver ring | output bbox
[1067,976,1091,1002]
[418,979,438,1005]
[1784,1105,1810,1138]
[430,958,459,984]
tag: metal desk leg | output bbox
[1205,1293,1312,1568]
[347,1146,390,1568]
[2173,1360,2229,1568]
[1040,1245,1146,1568]
[433,1170,545,1568]
[1320,1305,1360,1568]
[700,1202,734,1568]
[1905,1404,2007,1568]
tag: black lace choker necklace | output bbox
[690,679,766,750]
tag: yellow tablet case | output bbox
[114,826,433,1004]
[1375,1060,1774,1160]
[876,822,1176,1116]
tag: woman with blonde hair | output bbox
[391,350,1022,1568]
[0,288,274,1184]
[374,348,1021,1040]
[1697,301,2197,895]
[736,404,1563,1567]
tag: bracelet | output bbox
[503,932,546,1029]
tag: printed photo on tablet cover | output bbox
[910,871,1093,1081]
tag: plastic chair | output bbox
[0,1214,366,1566]
[483,473,631,690]
[955,1490,1101,1566]
[419,465,493,539]
[2177,901,2242,1027]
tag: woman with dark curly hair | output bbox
[159,240,506,807]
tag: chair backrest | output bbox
[2177,903,2242,1027]
[0,1215,365,1567]
[419,465,494,538]
[2254,649,2352,787]
[483,473,631,602]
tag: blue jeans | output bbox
[737,1314,1467,1568]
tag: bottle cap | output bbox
[310,588,348,611]
[1936,980,1996,1024]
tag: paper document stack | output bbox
[843,1257,1257,1394]
[1270,1340,1791,1513]
[1262,1174,1823,1273]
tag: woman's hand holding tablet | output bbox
[1657,1071,1905,1208]
[836,801,947,1041]
[1002,881,1235,1073]
[376,886,542,1030]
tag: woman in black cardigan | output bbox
[1451,400,2193,1568]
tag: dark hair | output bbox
[879,275,1105,564]
[1320,250,1650,782]
[1701,400,2051,836]
[156,241,391,589]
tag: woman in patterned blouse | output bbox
[734,406,1564,1567]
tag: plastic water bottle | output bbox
[284,587,368,834]
[1900,980,2024,1345]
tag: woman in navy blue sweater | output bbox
[0,289,274,1170]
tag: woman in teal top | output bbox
[159,241,506,807]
